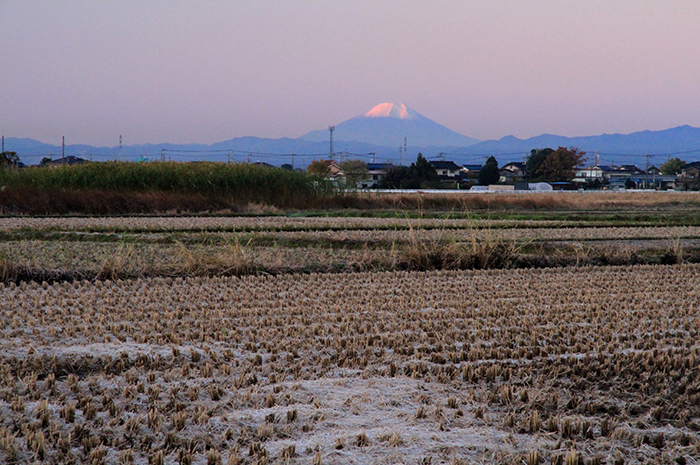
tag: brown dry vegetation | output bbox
[1,265,699,463]
[3,185,700,215]
[344,191,700,212]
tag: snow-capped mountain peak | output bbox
[361,103,415,120]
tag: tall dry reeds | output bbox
[0,250,17,282]
[399,217,520,270]
[0,161,335,213]
[170,237,256,276]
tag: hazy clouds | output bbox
[2,1,699,145]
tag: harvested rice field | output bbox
[1,265,700,464]
[3,194,700,464]
[2,212,700,282]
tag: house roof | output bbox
[462,164,483,171]
[47,156,89,166]
[252,161,276,168]
[429,160,462,171]
[615,164,642,172]
[367,163,393,171]
[579,165,612,171]
[501,162,527,170]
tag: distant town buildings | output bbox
[574,164,677,189]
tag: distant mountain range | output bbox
[4,103,700,167]
[462,125,700,166]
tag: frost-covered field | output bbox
[1,265,700,463]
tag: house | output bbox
[461,164,483,177]
[681,162,700,181]
[252,161,277,169]
[429,161,462,179]
[45,156,90,166]
[605,165,643,187]
[321,160,344,177]
[647,174,678,190]
[501,162,528,178]
[499,162,528,184]
[361,163,394,188]
[678,162,700,189]
[573,165,613,184]
[634,166,676,189]
[610,165,643,178]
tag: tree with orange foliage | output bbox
[307,160,331,177]
[540,147,586,182]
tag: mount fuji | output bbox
[300,103,480,148]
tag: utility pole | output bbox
[119,135,123,161]
[291,153,295,169]
[62,136,65,165]
[161,149,165,162]
[645,154,651,189]
[370,152,375,163]
[328,125,335,160]
[398,137,407,166]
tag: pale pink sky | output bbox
[2,1,699,146]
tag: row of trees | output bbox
[305,147,589,189]
[307,154,444,189]
[378,154,440,189]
